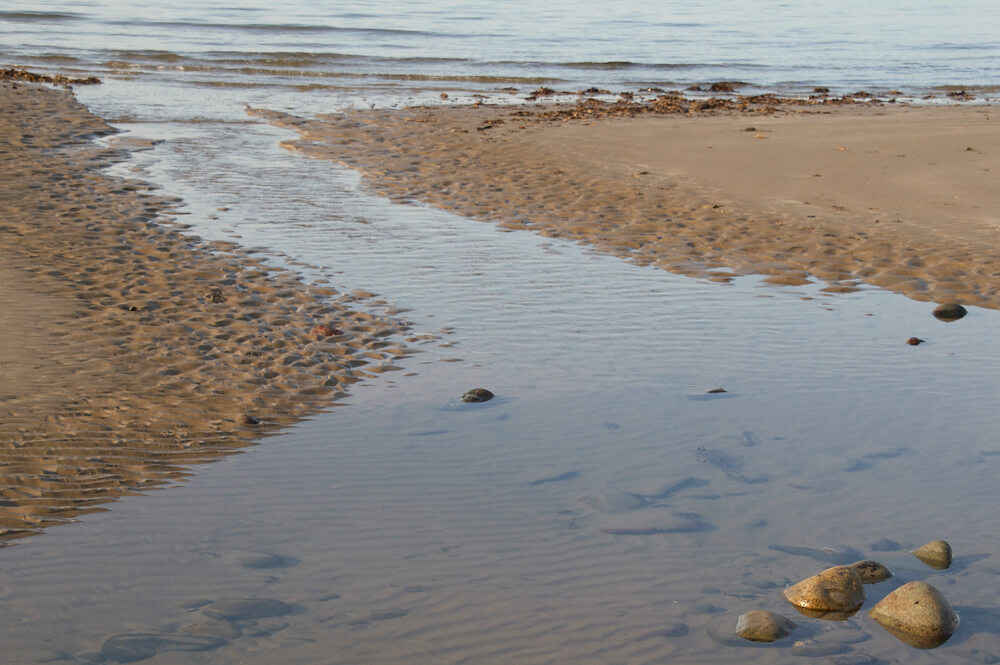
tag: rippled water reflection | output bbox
[2,103,1000,662]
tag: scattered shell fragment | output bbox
[735,610,795,642]
[910,539,953,569]
[461,388,494,403]
[932,303,968,321]
[782,566,866,619]
[849,560,893,584]
[869,581,959,648]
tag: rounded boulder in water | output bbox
[910,539,953,569]
[782,566,865,619]
[735,610,795,642]
[869,581,959,648]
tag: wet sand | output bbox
[254,95,999,307]
[0,82,413,542]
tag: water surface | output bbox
[3,2,1000,663]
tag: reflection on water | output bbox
[2,109,1000,662]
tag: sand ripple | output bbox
[0,82,412,544]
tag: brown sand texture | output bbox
[0,82,414,544]
[253,96,999,307]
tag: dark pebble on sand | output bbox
[933,303,968,321]
[906,337,925,345]
[461,387,494,403]
[240,413,260,425]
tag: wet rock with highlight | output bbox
[911,539,953,570]
[782,565,866,619]
[868,581,959,648]
[933,303,968,321]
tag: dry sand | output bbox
[0,82,415,543]
[254,95,999,307]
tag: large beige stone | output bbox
[782,565,866,619]
[910,539,953,570]
[735,610,795,642]
[869,581,959,648]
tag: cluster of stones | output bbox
[732,539,958,649]
[0,67,101,85]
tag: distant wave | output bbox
[0,11,82,22]
[109,19,440,37]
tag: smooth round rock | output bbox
[911,539,953,569]
[849,560,893,584]
[868,581,959,648]
[735,610,795,642]
[782,566,866,619]
[461,388,494,403]
[933,303,968,321]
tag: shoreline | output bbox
[0,83,413,543]
[255,96,999,309]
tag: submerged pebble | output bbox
[782,566,865,619]
[868,581,959,648]
[911,539,953,569]
[735,610,795,642]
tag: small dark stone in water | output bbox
[933,303,968,321]
[461,387,494,403]
[240,414,260,425]
[706,387,727,394]
[906,337,925,345]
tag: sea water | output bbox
[2,2,1000,664]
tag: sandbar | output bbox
[0,82,412,542]
[255,94,999,307]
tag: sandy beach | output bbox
[0,82,414,542]
[256,95,998,308]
